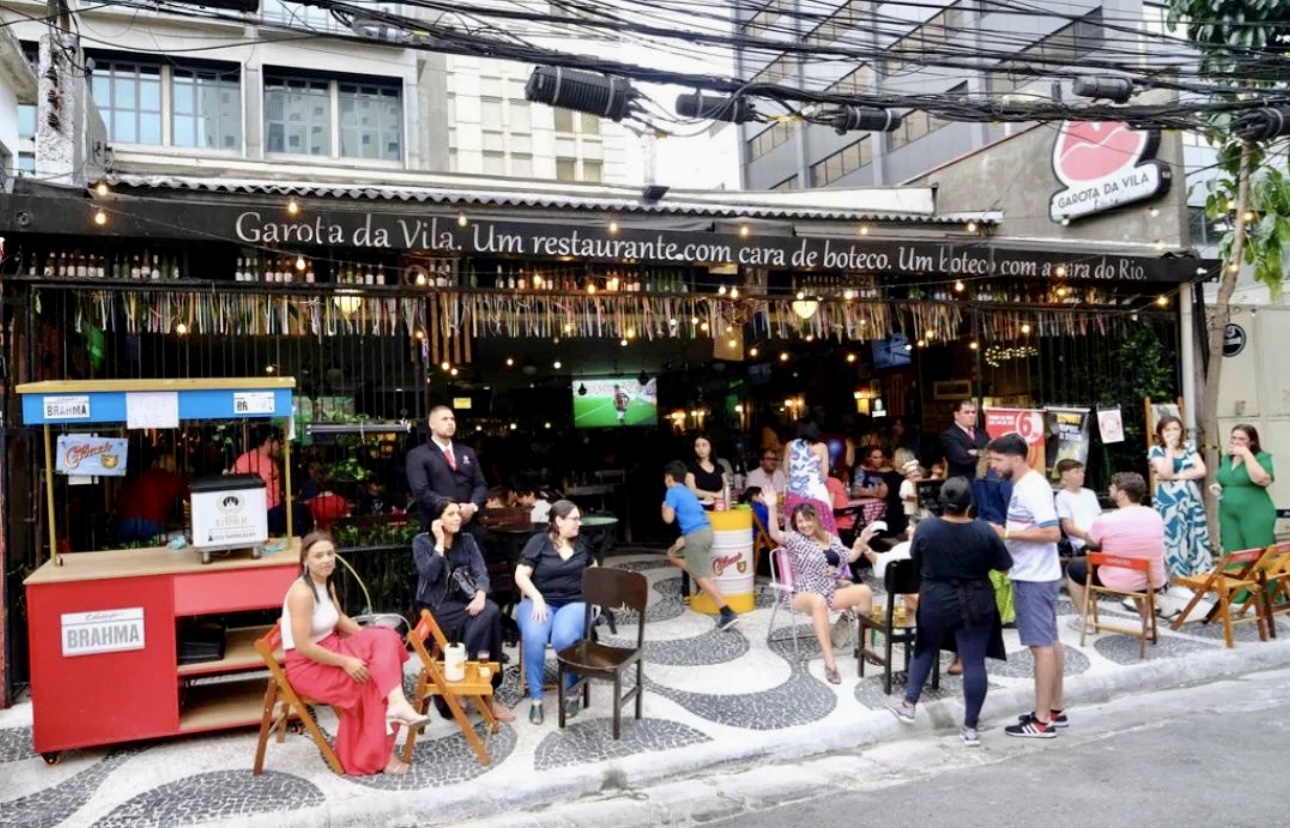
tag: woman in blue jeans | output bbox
[888,477,1013,747]
[514,499,596,725]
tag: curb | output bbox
[209,636,1290,828]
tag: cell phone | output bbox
[869,520,888,533]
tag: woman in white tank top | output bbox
[282,531,428,775]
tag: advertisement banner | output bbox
[984,408,1046,471]
[1046,408,1092,481]
[55,435,128,477]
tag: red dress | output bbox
[284,626,410,775]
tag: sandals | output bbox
[824,665,842,685]
[529,703,544,725]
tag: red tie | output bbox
[967,428,976,442]
[444,445,457,471]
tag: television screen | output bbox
[573,377,658,428]
[872,333,912,370]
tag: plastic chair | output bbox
[402,608,500,765]
[556,567,648,739]
[765,547,848,659]
[1078,553,1159,659]
[252,622,344,776]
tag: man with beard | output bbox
[987,433,1066,739]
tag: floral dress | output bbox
[782,530,851,608]
[785,439,837,533]
[1149,442,1213,578]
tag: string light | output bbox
[295,256,307,271]
[728,338,738,348]
[699,321,709,331]
[1056,286,1070,297]
[457,213,468,227]
[450,367,459,376]
[626,326,637,338]
[779,351,789,362]
[1061,217,1071,226]
[414,328,425,340]
[1226,198,1237,211]
[175,322,188,335]
[1021,322,1032,334]
[718,285,727,295]
[965,220,979,233]
[265,365,276,374]
[916,339,926,348]
[94,182,109,197]
[739,225,750,238]
[969,341,979,350]
[749,346,759,357]
[441,361,451,372]
[505,357,515,366]
[609,220,619,234]
[620,338,629,346]
[1243,210,1258,223]
[858,224,870,235]
[1149,207,1160,217]
[729,286,739,299]
[1156,295,1169,307]
[954,280,965,292]
[984,344,1039,367]
[1054,265,1067,277]
[287,199,299,216]
[846,353,857,363]
[553,360,563,369]
[93,209,107,226]
[587,283,597,295]
[544,422,552,429]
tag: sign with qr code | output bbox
[233,392,276,415]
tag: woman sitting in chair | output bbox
[515,499,597,724]
[412,503,516,723]
[761,495,873,685]
[282,531,429,776]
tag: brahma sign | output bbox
[1048,121,1171,223]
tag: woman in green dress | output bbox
[1210,424,1277,552]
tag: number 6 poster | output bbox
[984,408,1046,472]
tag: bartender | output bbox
[230,426,312,535]
[116,454,186,543]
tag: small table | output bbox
[579,515,619,564]
[855,605,940,695]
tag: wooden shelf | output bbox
[177,625,278,677]
[179,677,267,733]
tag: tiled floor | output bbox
[0,552,1278,828]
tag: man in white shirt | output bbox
[745,449,787,498]
[988,433,1065,740]
[1054,459,1102,553]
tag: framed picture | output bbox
[933,380,972,401]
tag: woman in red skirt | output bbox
[284,531,430,775]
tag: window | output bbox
[17,153,35,173]
[990,8,1105,93]
[261,0,402,33]
[482,150,505,175]
[556,157,577,181]
[884,3,964,77]
[810,136,871,187]
[771,175,800,191]
[90,60,162,145]
[510,100,532,132]
[265,71,403,161]
[554,108,575,133]
[339,82,401,161]
[747,120,795,161]
[827,65,871,96]
[805,0,869,47]
[751,54,792,85]
[511,153,534,177]
[482,131,505,152]
[264,75,331,156]
[172,68,241,149]
[582,160,603,182]
[18,104,36,139]
[580,113,601,136]
[741,0,792,37]
[481,97,504,128]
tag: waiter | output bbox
[942,399,989,480]
[406,405,488,540]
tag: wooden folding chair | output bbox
[1078,553,1159,659]
[1230,543,1290,636]
[402,608,500,765]
[252,622,344,776]
[1171,546,1274,648]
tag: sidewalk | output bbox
[4,551,1290,828]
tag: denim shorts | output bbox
[1014,579,1061,647]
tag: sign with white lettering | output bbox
[1049,122,1171,222]
[61,607,145,656]
[233,391,276,415]
[43,395,90,420]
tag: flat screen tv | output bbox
[573,376,658,428]
[872,332,912,370]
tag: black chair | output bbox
[855,558,940,694]
[557,567,649,739]
[832,504,865,549]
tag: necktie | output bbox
[967,427,976,442]
[444,445,457,471]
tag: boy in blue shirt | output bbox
[662,461,740,631]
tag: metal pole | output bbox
[283,418,293,547]
[42,425,57,567]
[1178,281,1198,437]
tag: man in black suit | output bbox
[405,405,488,538]
[942,399,989,480]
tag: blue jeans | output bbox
[517,598,586,701]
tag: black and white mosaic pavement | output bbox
[533,717,711,771]
[1,551,1280,828]
[89,770,323,828]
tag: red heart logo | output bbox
[1055,122,1145,183]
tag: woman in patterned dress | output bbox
[762,496,872,685]
[784,422,837,534]
[1148,415,1213,578]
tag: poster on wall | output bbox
[1098,406,1125,444]
[984,408,1046,472]
[1046,408,1091,481]
[55,435,128,477]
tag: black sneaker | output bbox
[717,608,741,631]
[1005,715,1057,739]
[1017,710,1069,729]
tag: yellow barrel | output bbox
[690,509,756,614]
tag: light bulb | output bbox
[458,213,468,227]
[739,225,750,238]
[93,209,107,226]
[858,224,870,235]
[295,256,306,271]
[287,199,299,216]
[969,341,979,350]
[553,360,562,369]
[779,352,789,362]
[94,182,109,197]
[620,338,629,346]
[846,353,856,363]
[505,357,515,366]
[954,280,965,292]
[728,339,737,348]
[415,328,425,340]
[450,367,459,376]
[1021,323,1031,334]
[1156,295,1169,307]
[1243,210,1257,223]
[1055,265,1067,277]
[175,322,188,335]
[609,221,619,234]
[441,361,450,371]
[749,347,759,357]
[966,220,978,233]
[730,287,739,299]
[699,321,709,331]
[718,285,727,295]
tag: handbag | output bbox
[830,610,854,649]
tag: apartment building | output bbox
[1,0,643,184]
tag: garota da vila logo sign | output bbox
[1049,121,1171,223]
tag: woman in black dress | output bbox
[412,502,515,722]
[686,435,729,502]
